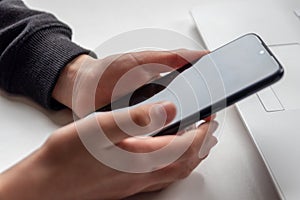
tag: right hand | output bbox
[52,49,208,117]
[0,101,218,200]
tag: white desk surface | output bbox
[1,0,279,199]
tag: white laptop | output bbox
[191,0,300,199]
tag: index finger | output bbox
[129,49,209,73]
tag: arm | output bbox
[0,0,206,114]
[0,0,93,109]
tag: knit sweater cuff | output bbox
[13,27,95,109]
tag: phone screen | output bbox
[99,34,283,136]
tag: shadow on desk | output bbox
[0,89,73,126]
[126,172,216,200]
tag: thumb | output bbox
[97,101,177,144]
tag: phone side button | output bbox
[257,87,284,112]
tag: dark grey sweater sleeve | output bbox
[0,0,94,109]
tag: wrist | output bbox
[52,54,95,109]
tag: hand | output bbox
[52,49,208,117]
[0,102,218,200]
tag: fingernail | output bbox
[151,102,175,123]
[151,103,166,117]
[198,135,218,159]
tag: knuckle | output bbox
[170,51,182,61]
[126,52,143,66]
[165,162,192,180]
[178,166,192,179]
[169,51,187,67]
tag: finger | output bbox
[168,121,218,155]
[182,122,218,160]
[198,133,218,159]
[192,121,218,154]
[126,49,209,73]
[146,121,218,183]
[117,134,177,153]
[97,101,177,144]
[177,114,216,136]
[119,121,217,156]
[114,122,218,190]
[173,49,210,65]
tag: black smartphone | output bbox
[98,33,284,136]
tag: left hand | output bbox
[52,49,208,117]
[0,101,217,200]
